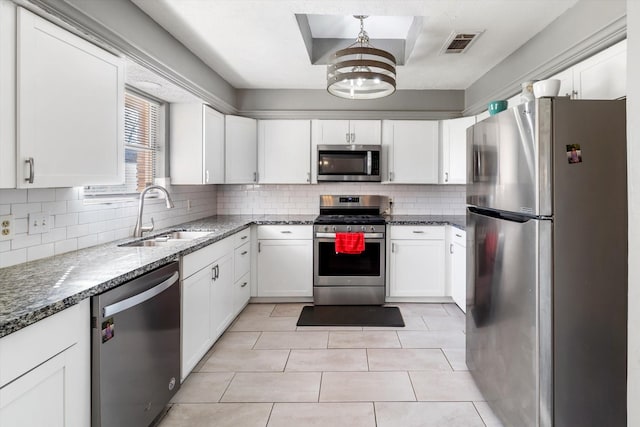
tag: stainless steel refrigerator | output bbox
[466,97,627,427]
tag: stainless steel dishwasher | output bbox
[91,261,180,427]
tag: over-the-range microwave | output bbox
[317,144,381,182]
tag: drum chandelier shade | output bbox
[327,16,397,100]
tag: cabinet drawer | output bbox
[234,241,250,280]
[389,225,445,240]
[234,227,251,247]
[257,225,312,240]
[233,271,251,313]
[182,238,233,279]
[451,228,466,246]
[0,299,87,387]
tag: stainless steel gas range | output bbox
[313,195,388,305]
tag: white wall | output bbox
[0,185,217,268]
[627,1,639,424]
[217,183,466,216]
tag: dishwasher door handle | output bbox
[103,271,179,317]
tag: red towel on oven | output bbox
[335,232,365,254]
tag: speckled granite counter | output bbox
[386,215,466,230]
[0,214,315,338]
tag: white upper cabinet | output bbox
[225,115,257,184]
[317,120,381,145]
[440,116,476,184]
[258,120,311,184]
[549,39,626,100]
[572,39,626,100]
[170,104,225,185]
[16,7,124,188]
[382,120,439,184]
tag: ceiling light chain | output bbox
[327,15,397,100]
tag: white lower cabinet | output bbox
[180,232,243,381]
[0,300,90,427]
[388,226,446,297]
[210,253,234,340]
[447,227,467,313]
[257,225,313,297]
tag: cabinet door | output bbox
[441,116,475,184]
[0,345,83,427]
[17,7,124,188]
[350,120,381,145]
[225,115,257,183]
[319,120,351,144]
[551,68,575,98]
[233,272,251,315]
[257,239,313,297]
[451,240,466,313]
[390,239,445,297]
[258,120,311,184]
[210,253,234,341]
[181,266,212,380]
[573,39,626,100]
[385,121,439,184]
[203,106,225,184]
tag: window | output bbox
[85,90,163,199]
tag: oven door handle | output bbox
[315,232,384,239]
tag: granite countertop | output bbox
[0,213,462,338]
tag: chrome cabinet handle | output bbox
[455,233,462,238]
[392,243,396,253]
[241,250,248,255]
[241,282,248,288]
[241,235,248,240]
[351,133,355,143]
[450,243,454,254]
[25,157,34,183]
[258,242,261,252]
[345,133,350,143]
[205,170,210,183]
[412,230,425,234]
[281,230,292,234]
[253,172,257,182]
[444,172,449,182]
[306,172,310,183]
[389,171,394,181]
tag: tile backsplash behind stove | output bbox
[217,183,466,216]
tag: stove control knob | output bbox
[323,226,329,232]
[332,226,336,232]
[347,226,352,232]
[361,226,366,232]
[370,226,375,232]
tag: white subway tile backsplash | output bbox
[11,203,43,218]
[54,239,78,255]
[27,188,56,203]
[0,184,218,268]
[0,189,27,204]
[27,243,54,262]
[0,249,26,268]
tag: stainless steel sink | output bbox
[119,230,215,247]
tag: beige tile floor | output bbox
[157,303,504,427]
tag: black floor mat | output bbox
[297,305,405,327]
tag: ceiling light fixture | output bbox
[327,15,396,100]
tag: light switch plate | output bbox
[0,215,14,240]
[28,212,51,235]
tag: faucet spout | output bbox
[133,185,175,238]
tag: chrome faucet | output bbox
[133,185,175,238]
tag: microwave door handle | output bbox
[367,151,372,175]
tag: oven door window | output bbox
[317,240,381,276]
[318,151,368,175]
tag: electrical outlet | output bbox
[28,212,51,235]
[0,215,14,240]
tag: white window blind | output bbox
[85,91,160,198]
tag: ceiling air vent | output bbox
[440,31,482,54]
